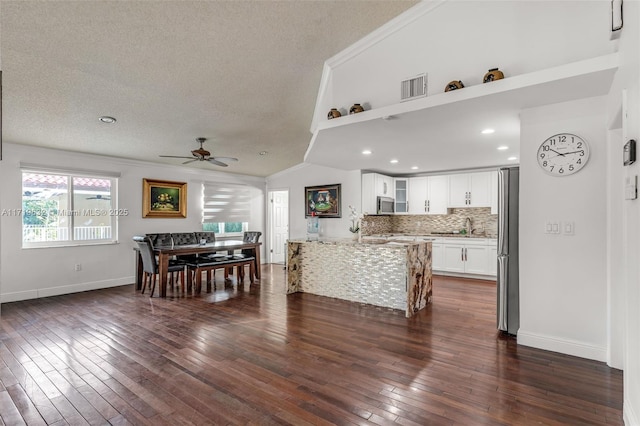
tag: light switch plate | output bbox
[564,222,575,236]
[626,175,638,200]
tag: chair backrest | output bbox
[133,236,157,274]
[194,231,216,243]
[146,233,173,247]
[171,232,197,245]
[243,231,262,243]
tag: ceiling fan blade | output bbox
[182,159,198,164]
[160,155,196,159]
[212,156,238,162]
[207,158,229,167]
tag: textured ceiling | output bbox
[1,1,418,177]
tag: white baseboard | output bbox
[625,398,639,426]
[433,271,496,281]
[1,277,134,304]
[517,329,607,362]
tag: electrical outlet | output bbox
[74,264,82,271]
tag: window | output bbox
[202,221,248,235]
[202,181,255,236]
[21,170,119,247]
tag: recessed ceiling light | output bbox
[508,156,518,161]
[497,146,509,150]
[481,128,495,134]
[390,159,399,164]
[362,150,372,155]
[98,116,116,124]
[411,166,419,170]
[259,151,268,156]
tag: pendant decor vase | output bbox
[483,68,504,83]
[444,80,465,92]
[327,108,341,120]
[349,103,365,114]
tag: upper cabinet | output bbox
[362,173,394,215]
[448,172,493,208]
[408,176,448,215]
[394,178,409,214]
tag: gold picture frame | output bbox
[142,178,187,218]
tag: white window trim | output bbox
[21,169,119,248]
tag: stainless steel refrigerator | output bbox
[497,166,519,335]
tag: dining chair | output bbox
[133,236,186,296]
[146,233,173,247]
[231,231,261,279]
[235,231,262,258]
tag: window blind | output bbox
[202,182,254,223]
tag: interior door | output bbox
[269,190,289,264]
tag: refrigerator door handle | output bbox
[497,255,509,331]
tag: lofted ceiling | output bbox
[1,1,418,177]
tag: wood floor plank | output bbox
[0,265,623,425]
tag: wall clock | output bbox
[537,133,590,176]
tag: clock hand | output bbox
[549,148,565,157]
[563,150,584,155]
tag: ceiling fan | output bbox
[160,137,238,167]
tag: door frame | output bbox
[267,189,289,264]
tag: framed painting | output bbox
[142,178,187,218]
[305,183,341,218]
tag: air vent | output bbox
[400,73,427,102]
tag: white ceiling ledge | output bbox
[305,53,619,175]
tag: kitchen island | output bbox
[287,239,432,317]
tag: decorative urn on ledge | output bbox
[349,103,365,114]
[327,108,342,120]
[483,68,504,83]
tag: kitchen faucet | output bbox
[465,217,472,235]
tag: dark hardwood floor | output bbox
[0,265,623,425]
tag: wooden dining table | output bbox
[135,240,261,297]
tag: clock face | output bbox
[537,133,590,176]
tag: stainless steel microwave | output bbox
[377,196,395,214]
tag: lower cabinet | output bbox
[431,242,444,271]
[434,238,496,277]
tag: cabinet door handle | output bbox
[465,247,468,261]
[383,182,387,194]
[424,200,427,213]
[461,248,464,261]
[427,200,430,212]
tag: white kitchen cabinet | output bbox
[435,238,496,277]
[408,177,427,214]
[448,172,492,208]
[408,176,448,214]
[427,175,449,214]
[362,172,393,215]
[394,178,409,214]
[442,243,466,273]
[431,240,444,270]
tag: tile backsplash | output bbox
[361,207,497,237]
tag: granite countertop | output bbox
[364,233,497,240]
[288,238,431,247]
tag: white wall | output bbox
[607,0,640,422]
[518,97,608,361]
[314,1,614,127]
[0,143,265,303]
[266,163,361,240]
